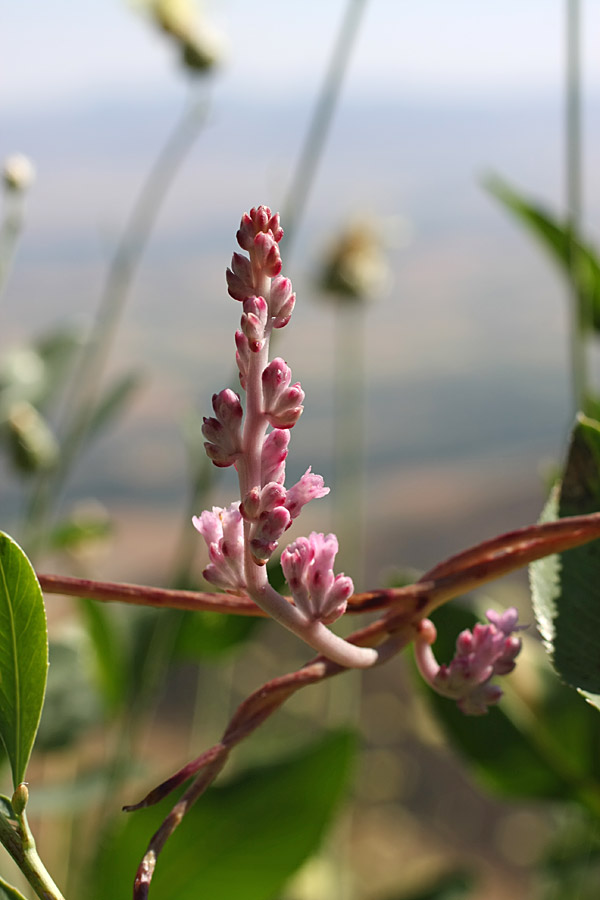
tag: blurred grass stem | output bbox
[280,0,369,254]
[23,87,211,553]
[566,0,588,413]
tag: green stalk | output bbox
[0,806,65,900]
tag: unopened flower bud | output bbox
[226,252,254,302]
[261,428,289,485]
[241,296,268,352]
[252,232,281,277]
[11,783,29,815]
[262,358,304,428]
[250,505,291,562]
[202,389,243,467]
[234,330,250,389]
[236,206,283,250]
[192,503,246,593]
[281,533,351,624]
[270,275,296,328]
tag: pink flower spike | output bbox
[413,607,523,716]
[284,468,330,519]
[281,532,352,625]
[202,389,243,467]
[261,428,290,485]
[192,503,246,593]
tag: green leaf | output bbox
[35,633,103,751]
[486,176,600,332]
[78,598,127,713]
[84,371,143,444]
[418,601,600,800]
[530,415,600,708]
[0,533,48,787]
[174,610,263,660]
[0,876,29,900]
[89,729,357,900]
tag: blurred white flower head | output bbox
[3,154,36,193]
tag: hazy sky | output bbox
[2,0,600,115]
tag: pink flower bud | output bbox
[236,206,283,250]
[250,505,291,562]
[235,330,250,389]
[241,296,269,352]
[270,275,296,328]
[284,468,329,518]
[414,607,524,716]
[192,503,246,593]
[253,232,282,277]
[226,252,254,301]
[202,389,243,467]
[281,532,351,624]
[261,428,290,485]
[262,358,304,428]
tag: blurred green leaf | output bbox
[89,729,357,900]
[380,870,473,900]
[530,414,600,708]
[78,598,127,714]
[487,176,600,332]
[0,533,48,787]
[48,513,112,553]
[174,610,263,660]
[418,601,600,801]
[36,632,103,751]
[33,328,83,410]
[84,371,143,445]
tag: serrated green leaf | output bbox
[89,729,357,900]
[530,415,600,707]
[487,176,600,332]
[0,533,48,787]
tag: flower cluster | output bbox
[194,206,352,641]
[414,608,524,715]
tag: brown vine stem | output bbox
[79,512,600,898]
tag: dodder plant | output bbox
[3,207,600,900]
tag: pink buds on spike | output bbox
[281,532,352,624]
[202,389,243,467]
[262,358,304,428]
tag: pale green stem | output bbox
[0,808,65,900]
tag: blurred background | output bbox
[2,2,600,899]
